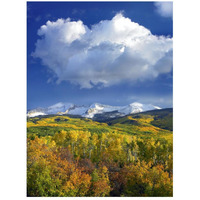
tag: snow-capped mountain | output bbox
[27,102,161,118]
[27,102,75,117]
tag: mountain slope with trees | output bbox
[27,108,173,197]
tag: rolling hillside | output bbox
[27,108,173,197]
[27,108,172,140]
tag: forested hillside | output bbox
[27,109,173,197]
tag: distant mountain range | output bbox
[27,102,161,119]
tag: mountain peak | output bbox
[129,102,143,107]
[27,102,161,118]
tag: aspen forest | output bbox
[27,109,173,197]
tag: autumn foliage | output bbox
[27,114,173,197]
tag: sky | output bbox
[27,1,173,110]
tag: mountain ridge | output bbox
[27,102,161,118]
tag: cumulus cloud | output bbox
[154,2,173,18]
[33,13,173,88]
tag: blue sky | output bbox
[27,1,173,110]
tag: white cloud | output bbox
[33,13,173,88]
[154,2,173,18]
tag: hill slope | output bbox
[27,108,173,197]
[103,108,172,131]
[27,108,172,140]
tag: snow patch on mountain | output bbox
[47,102,74,114]
[67,105,89,115]
[84,103,120,118]
[27,102,74,117]
[118,102,161,115]
[27,111,46,118]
